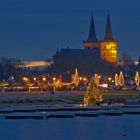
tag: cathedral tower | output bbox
[83,16,100,49]
[100,12,118,63]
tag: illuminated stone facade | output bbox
[83,13,118,64]
[100,40,118,63]
[51,13,118,78]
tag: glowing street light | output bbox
[23,77,26,81]
[42,77,46,82]
[22,77,29,82]
[53,77,56,92]
[108,77,112,81]
[83,77,87,81]
[33,77,37,81]
[53,77,56,81]
[79,77,82,80]
[22,77,31,92]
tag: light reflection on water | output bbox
[0,115,140,140]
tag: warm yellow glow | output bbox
[57,80,60,84]
[106,45,111,49]
[83,78,87,81]
[33,77,37,81]
[23,77,26,81]
[79,77,82,80]
[42,77,46,81]
[0,81,9,87]
[53,77,56,81]
[23,77,28,82]
[102,83,108,88]
[25,78,28,81]
[17,61,53,68]
[100,41,118,63]
[108,77,112,81]
[111,50,116,54]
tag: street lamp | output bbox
[33,77,37,81]
[83,77,87,81]
[22,77,26,81]
[79,77,82,80]
[108,77,112,81]
[42,77,46,82]
[22,77,31,92]
[53,77,56,92]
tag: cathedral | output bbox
[83,13,118,63]
[51,12,118,76]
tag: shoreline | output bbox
[0,91,139,104]
[0,91,139,119]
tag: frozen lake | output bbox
[0,115,140,140]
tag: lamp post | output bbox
[33,77,39,92]
[108,77,112,85]
[23,77,31,92]
[42,77,46,92]
[33,77,37,81]
[53,77,56,92]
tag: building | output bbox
[51,12,118,78]
[53,48,100,76]
[83,13,118,64]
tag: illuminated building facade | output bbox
[83,13,118,64]
[51,12,117,78]
[100,40,118,63]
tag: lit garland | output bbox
[84,76,103,106]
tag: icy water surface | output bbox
[0,115,140,140]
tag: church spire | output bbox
[87,16,98,42]
[104,11,114,40]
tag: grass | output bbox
[0,98,58,104]
[102,92,140,101]
[61,91,140,102]
[61,94,84,101]
[0,91,140,104]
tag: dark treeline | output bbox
[0,57,21,81]
[48,50,140,82]
[0,51,140,83]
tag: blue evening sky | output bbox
[0,0,139,61]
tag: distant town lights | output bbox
[83,78,87,81]
[79,77,82,80]
[42,77,46,82]
[23,77,28,82]
[33,77,37,81]
[53,77,56,81]
[11,77,14,80]
[108,77,112,81]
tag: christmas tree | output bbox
[84,76,103,106]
